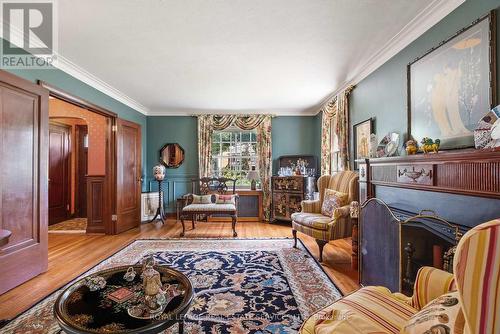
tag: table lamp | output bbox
[247,167,259,190]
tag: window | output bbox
[330,115,341,172]
[211,128,258,187]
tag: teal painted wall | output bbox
[146,115,321,212]
[146,116,198,212]
[6,66,148,190]
[350,0,500,167]
[272,116,321,173]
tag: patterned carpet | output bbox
[2,238,341,333]
[48,218,87,233]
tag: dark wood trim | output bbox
[0,69,49,294]
[359,148,500,200]
[38,81,117,118]
[86,176,105,233]
[42,81,117,234]
[115,118,142,234]
[48,121,72,224]
[105,117,116,235]
[75,124,88,217]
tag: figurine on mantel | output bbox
[405,139,418,155]
[421,137,440,154]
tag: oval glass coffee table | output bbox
[54,265,193,334]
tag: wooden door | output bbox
[0,70,48,294]
[48,123,71,224]
[76,125,88,217]
[115,118,141,233]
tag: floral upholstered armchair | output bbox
[300,218,500,334]
[291,172,359,262]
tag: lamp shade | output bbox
[247,170,259,181]
[153,163,166,181]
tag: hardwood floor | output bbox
[0,220,359,320]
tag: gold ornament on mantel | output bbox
[405,139,418,155]
[420,137,440,154]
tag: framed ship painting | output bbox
[408,11,496,149]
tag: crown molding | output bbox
[313,0,465,115]
[2,23,150,115]
[147,107,319,116]
[2,0,464,117]
[55,56,150,115]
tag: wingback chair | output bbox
[291,172,359,262]
[300,218,500,334]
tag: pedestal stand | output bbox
[149,179,166,224]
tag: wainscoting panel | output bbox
[86,176,105,233]
[146,175,197,213]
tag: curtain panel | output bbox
[335,86,354,171]
[320,98,336,175]
[197,114,273,221]
[198,115,214,178]
[320,86,354,175]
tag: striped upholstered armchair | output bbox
[291,172,358,262]
[300,218,500,334]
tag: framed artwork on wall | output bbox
[407,11,497,150]
[353,118,372,170]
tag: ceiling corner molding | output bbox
[147,107,319,116]
[55,55,150,115]
[314,0,465,115]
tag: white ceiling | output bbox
[55,0,463,115]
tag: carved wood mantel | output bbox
[358,148,500,204]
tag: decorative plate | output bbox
[475,105,500,148]
[376,132,400,157]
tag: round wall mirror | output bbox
[160,143,185,168]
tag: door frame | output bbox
[39,81,117,234]
[75,124,88,218]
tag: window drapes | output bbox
[197,114,273,220]
[320,86,354,175]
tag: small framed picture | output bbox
[353,118,373,170]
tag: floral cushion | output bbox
[192,194,213,204]
[182,203,236,212]
[401,291,467,334]
[321,189,348,218]
[215,194,236,204]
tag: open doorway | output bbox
[47,95,109,233]
[48,117,89,233]
[41,81,142,235]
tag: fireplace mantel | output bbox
[357,148,500,293]
[357,148,500,203]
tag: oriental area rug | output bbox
[2,238,341,333]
